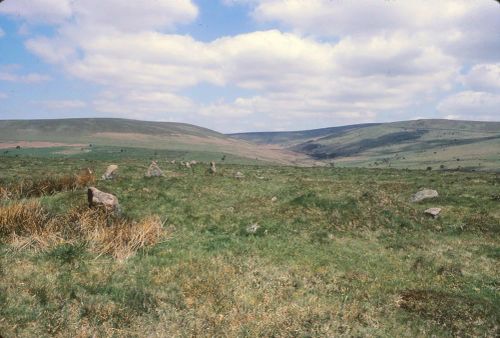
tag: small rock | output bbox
[411,189,438,202]
[424,207,441,218]
[235,171,245,179]
[185,162,191,169]
[256,176,265,180]
[101,164,118,180]
[145,161,164,177]
[271,196,277,202]
[87,187,120,213]
[246,223,260,234]
[190,160,197,165]
[209,161,216,175]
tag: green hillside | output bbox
[231,119,500,171]
[229,123,378,146]
[0,118,310,165]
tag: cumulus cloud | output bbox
[462,63,500,92]
[92,90,196,119]
[1,0,499,130]
[0,27,5,38]
[0,0,198,29]
[0,0,72,24]
[0,65,51,83]
[437,91,500,121]
[41,100,87,110]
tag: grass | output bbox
[0,155,498,337]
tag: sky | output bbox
[0,0,499,133]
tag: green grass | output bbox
[0,155,499,337]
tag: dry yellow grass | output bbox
[0,170,95,200]
[0,199,49,236]
[0,200,164,259]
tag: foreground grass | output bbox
[0,156,499,337]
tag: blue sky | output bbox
[0,0,499,132]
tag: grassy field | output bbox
[0,154,499,337]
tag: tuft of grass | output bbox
[0,171,95,200]
[0,200,49,237]
[0,201,165,260]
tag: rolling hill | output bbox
[0,118,311,165]
[230,119,500,171]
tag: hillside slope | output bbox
[0,118,310,165]
[230,119,500,170]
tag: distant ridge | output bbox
[0,118,311,165]
[230,119,500,171]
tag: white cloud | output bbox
[2,0,499,129]
[0,0,198,30]
[23,26,461,125]
[93,90,196,119]
[463,63,500,93]
[0,27,5,38]
[71,0,198,32]
[0,65,51,83]
[438,91,500,120]
[0,92,7,99]
[41,100,87,110]
[0,0,72,24]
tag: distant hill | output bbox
[0,118,311,165]
[230,119,500,171]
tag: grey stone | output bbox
[424,207,442,218]
[411,189,438,202]
[87,187,120,213]
[146,161,164,177]
[101,164,118,180]
[246,223,260,234]
[209,161,216,175]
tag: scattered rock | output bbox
[145,161,164,177]
[256,176,265,180]
[185,162,191,169]
[170,160,176,164]
[411,189,438,202]
[424,207,442,218]
[271,196,277,202]
[87,187,120,213]
[102,164,118,180]
[246,223,260,234]
[190,160,197,165]
[235,171,245,179]
[209,161,216,175]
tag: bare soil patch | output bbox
[0,141,86,149]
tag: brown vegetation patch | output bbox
[396,289,498,336]
[0,201,166,260]
[0,141,86,149]
[1,170,95,200]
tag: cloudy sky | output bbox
[0,0,499,132]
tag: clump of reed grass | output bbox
[0,169,96,200]
[0,200,164,259]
